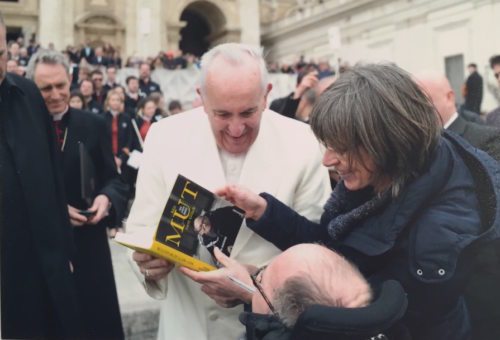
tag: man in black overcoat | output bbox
[0,16,83,338]
[27,49,128,339]
[418,73,500,340]
[463,63,483,115]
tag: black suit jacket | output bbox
[270,92,300,119]
[448,115,500,161]
[458,107,485,125]
[87,98,103,114]
[464,71,483,114]
[0,74,82,338]
[124,93,145,114]
[90,55,110,67]
[139,78,162,95]
[62,108,128,221]
[102,111,134,163]
[60,108,126,338]
[80,46,95,64]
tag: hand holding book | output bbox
[132,251,174,281]
[215,185,268,221]
[179,247,255,307]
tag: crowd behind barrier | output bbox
[115,67,297,111]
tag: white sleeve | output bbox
[126,124,170,298]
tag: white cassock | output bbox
[126,107,331,340]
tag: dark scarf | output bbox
[322,181,392,242]
[240,312,291,340]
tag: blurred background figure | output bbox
[149,92,168,118]
[462,63,483,115]
[69,90,85,110]
[486,55,500,128]
[168,99,183,115]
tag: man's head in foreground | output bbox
[252,244,372,327]
[197,43,272,155]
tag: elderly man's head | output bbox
[197,43,272,155]
[251,244,372,327]
[26,49,72,115]
[414,72,456,125]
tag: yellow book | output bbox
[114,174,244,272]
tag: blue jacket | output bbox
[247,131,500,340]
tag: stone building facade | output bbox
[0,0,260,57]
[2,0,500,109]
[260,0,500,111]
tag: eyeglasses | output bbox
[250,266,279,318]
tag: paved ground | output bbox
[110,240,161,339]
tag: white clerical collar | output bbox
[444,111,459,129]
[52,106,69,121]
[218,148,246,184]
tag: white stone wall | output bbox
[262,0,500,111]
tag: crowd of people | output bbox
[2,9,500,340]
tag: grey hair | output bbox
[310,63,441,197]
[25,49,71,80]
[273,250,372,328]
[198,43,268,95]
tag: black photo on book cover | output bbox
[194,205,244,256]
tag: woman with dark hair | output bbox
[190,63,500,340]
[69,90,85,110]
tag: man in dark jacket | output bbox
[463,63,483,114]
[418,73,500,340]
[0,15,83,338]
[27,49,127,339]
[417,73,500,159]
[139,62,161,95]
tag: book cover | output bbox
[115,174,244,271]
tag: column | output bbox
[38,0,64,49]
[61,0,75,47]
[238,0,260,46]
[130,0,163,58]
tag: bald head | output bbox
[414,72,456,125]
[252,244,372,327]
